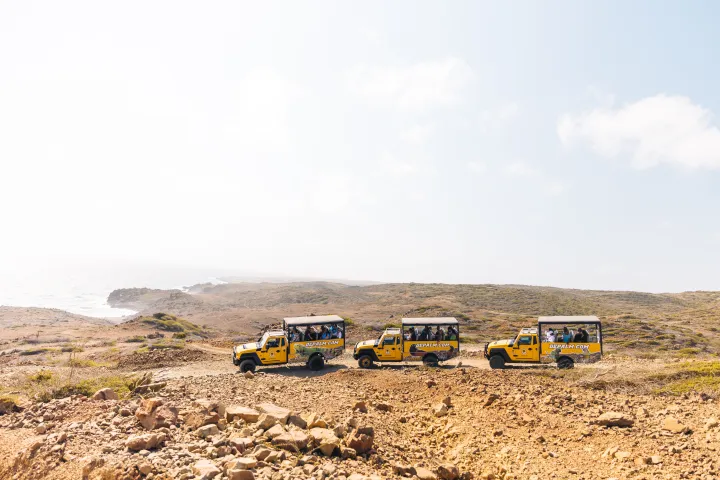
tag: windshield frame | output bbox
[258,332,271,348]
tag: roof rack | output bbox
[283,315,344,327]
[538,315,600,324]
[401,317,458,326]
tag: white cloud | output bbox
[503,162,568,196]
[479,102,519,131]
[401,124,434,145]
[504,162,540,177]
[346,57,473,111]
[466,161,486,174]
[223,67,301,155]
[360,28,382,46]
[558,94,720,170]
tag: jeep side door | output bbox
[377,335,402,361]
[511,335,538,361]
[260,336,288,364]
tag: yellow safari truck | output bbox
[353,317,460,368]
[484,316,603,369]
[232,315,345,372]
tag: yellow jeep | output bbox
[484,316,603,369]
[353,317,460,368]
[232,315,345,372]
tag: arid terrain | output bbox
[1,281,720,480]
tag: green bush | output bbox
[126,336,146,343]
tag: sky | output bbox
[1,0,720,293]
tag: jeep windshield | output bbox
[257,332,271,348]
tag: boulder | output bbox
[0,398,20,415]
[483,394,500,407]
[197,424,220,438]
[662,417,690,434]
[393,463,417,476]
[135,398,178,430]
[185,399,226,429]
[91,388,118,401]
[265,424,286,439]
[272,430,310,451]
[441,397,452,407]
[346,426,374,454]
[228,469,255,480]
[340,446,357,459]
[302,412,328,428]
[287,415,308,429]
[594,412,634,428]
[226,406,260,423]
[374,403,393,412]
[256,403,291,424]
[437,464,459,480]
[229,437,254,452]
[416,467,438,480]
[309,427,341,456]
[125,432,167,451]
[193,459,221,479]
[433,403,448,417]
[226,457,257,470]
[353,400,368,413]
[257,413,280,430]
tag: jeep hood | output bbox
[488,339,513,348]
[237,342,259,352]
[355,339,378,349]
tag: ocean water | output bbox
[0,263,230,319]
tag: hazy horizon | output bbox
[2,1,720,294]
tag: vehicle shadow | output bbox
[237,364,349,378]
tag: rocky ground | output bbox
[2,358,720,480]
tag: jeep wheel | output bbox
[422,354,439,367]
[308,355,325,371]
[557,357,574,369]
[357,355,373,369]
[239,359,256,373]
[489,355,506,370]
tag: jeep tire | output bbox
[308,355,325,371]
[422,354,439,367]
[489,355,506,370]
[357,355,373,369]
[239,359,256,373]
[557,356,574,369]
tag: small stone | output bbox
[244,371,254,379]
[374,403,393,412]
[437,464,459,480]
[594,412,634,428]
[662,417,690,434]
[226,406,260,423]
[193,459,221,479]
[138,462,153,475]
[415,467,438,480]
[353,400,368,413]
[92,388,118,401]
[197,424,220,438]
[433,403,448,417]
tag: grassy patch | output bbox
[342,317,355,326]
[60,345,84,353]
[139,313,206,336]
[36,375,136,402]
[126,335,146,343]
[148,340,185,350]
[29,370,53,382]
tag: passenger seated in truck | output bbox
[562,327,572,343]
[573,329,584,342]
[579,327,589,342]
[289,327,301,342]
[546,328,556,342]
[434,326,445,341]
[319,326,331,339]
[304,327,317,341]
[419,326,432,340]
[446,326,458,340]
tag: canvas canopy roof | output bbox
[283,315,344,327]
[402,317,458,326]
[538,316,600,324]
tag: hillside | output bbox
[108,282,720,356]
